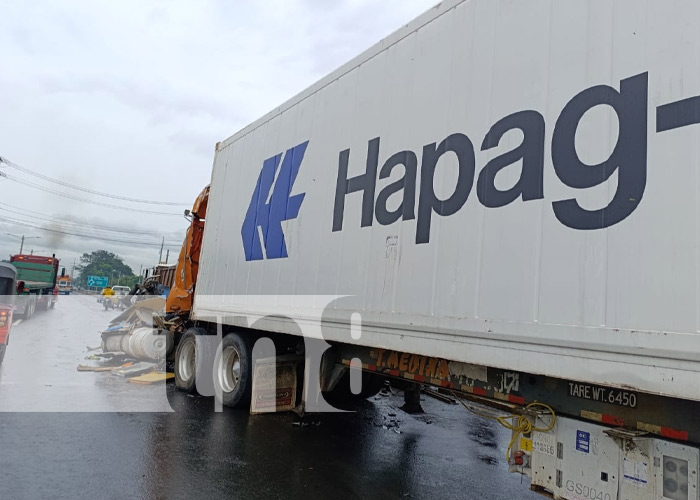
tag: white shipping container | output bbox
[194,0,700,401]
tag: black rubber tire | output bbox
[0,344,5,365]
[213,332,253,409]
[50,298,56,309]
[174,328,210,394]
[326,371,386,403]
[23,299,34,320]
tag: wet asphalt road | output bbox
[0,294,542,500]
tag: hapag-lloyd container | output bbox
[193,0,700,401]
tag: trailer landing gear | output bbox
[401,382,424,414]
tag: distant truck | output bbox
[10,254,58,319]
[57,272,72,295]
[0,263,17,364]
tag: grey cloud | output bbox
[38,75,239,124]
[168,130,219,158]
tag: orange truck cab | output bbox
[166,185,209,315]
[0,263,17,363]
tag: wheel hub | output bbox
[179,341,196,382]
[219,346,241,394]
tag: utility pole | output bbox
[165,249,169,264]
[159,236,165,264]
[71,257,76,277]
[17,235,40,255]
[6,234,40,255]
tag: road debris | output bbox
[128,371,174,385]
[292,421,322,428]
[111,362,157,378]
[99,297,174,362]
[76,365,114,372]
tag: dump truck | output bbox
[10,254,58,319]
[0,263,17,364]
[112,1,700,498]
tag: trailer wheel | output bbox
[215,332,252,408]
[0,345,5,365]
[326,371,385,403]
[174,329,200,393]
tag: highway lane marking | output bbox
[12,319,22,327]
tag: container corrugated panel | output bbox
[194,0,700,401]
[155,265,176,288]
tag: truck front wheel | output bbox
[215,332,252,408]
[174,329,199,393]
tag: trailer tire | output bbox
[326,371,385,403]
[174,328,202,393]
[0,345,5,365]
[214,332,252,409]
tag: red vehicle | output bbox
[10,254,59,319]
[0,263,17,364]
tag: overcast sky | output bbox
[0,0,435,276]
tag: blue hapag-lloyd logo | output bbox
[241,141,309,261]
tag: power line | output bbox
[1,210,181,242]
[0,171,183,216]
[0,219,13,235]
[0,215,183,248]
[0,156,189,206]
[0,202,180,236]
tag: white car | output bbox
[111,286,130,296]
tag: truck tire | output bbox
[174,327,209,394]
[214,332,253,408]
[0,345,5,365]
[23,298,35,320]
[326,371,385,404]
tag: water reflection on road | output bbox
[0,295,541,499]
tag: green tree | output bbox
[75,250,136,288]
